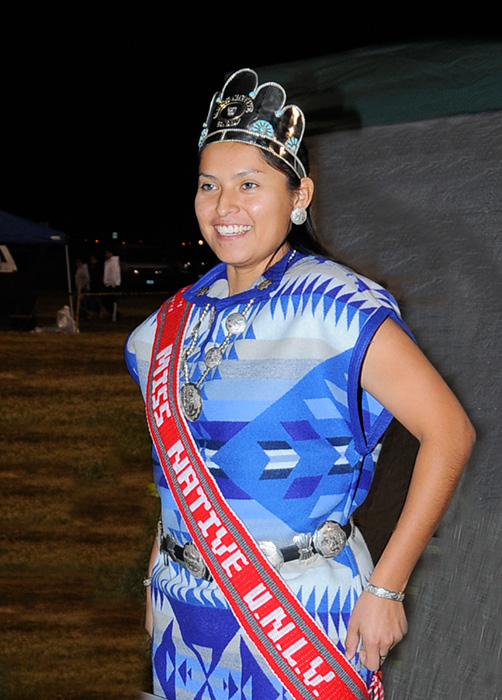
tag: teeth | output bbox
[215,225,252,236]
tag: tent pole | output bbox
[65,244,76,330]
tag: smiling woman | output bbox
[125,68,474,700]
[195,141,313,295]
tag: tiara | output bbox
[198,68,307,179]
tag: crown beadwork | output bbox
[198,68,307,179]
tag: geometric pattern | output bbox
[125,250,409,699]
[258,441,300,480]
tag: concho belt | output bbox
[158,518,353,582]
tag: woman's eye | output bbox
[200,182,216,191]
[242,181,257,190]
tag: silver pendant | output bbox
[225,312,246,334]
[204,346,223,369]
[180,382,203,421]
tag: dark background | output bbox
[2,20,496,249]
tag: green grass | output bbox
[0,291,165,699]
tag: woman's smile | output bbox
[214,224,253,236]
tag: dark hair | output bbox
[259,147,330,258]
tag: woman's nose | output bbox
[216,189,238,217]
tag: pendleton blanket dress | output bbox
[125,251,407,700]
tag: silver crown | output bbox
[199,68,307,179]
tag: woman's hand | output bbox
[345,591,408,671]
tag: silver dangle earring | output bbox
[290,207,307,226]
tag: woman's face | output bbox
[195,141,305,294]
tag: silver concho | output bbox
[180,382,203,421]
[225,312,246,335]
[257,278,272,290]
[183,542,208,579]
[204,346,223,369]
[313,520,347,558]
[216,95,254,128]
[258,540,285,571]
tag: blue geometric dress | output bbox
[125,250,407,700]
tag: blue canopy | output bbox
[0,209,66,244]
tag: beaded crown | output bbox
[198,68,307,179]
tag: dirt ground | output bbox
[0,293,164,700]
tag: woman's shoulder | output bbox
[124,309,160,384]
[284,253,401,315]
[126,308,159,350]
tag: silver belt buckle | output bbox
[313,520,348,558]
[293,532,315,564]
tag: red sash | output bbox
[145,289,371,700]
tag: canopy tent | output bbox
[0,209,66,245]
[259,42,502,699]
[0,209,74,324]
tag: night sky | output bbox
[1,23,490,252]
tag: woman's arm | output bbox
[345,317,475,670]
[145,537,159,637]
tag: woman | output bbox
[126,68,475,700]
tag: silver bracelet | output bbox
[143,577,152,587]
[366,582,405,602]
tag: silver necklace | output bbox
[180,249,297,421]
[180,299,254,421]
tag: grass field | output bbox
[0,290,168,700]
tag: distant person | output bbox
[87,253,102,315]
[75,258,90,321]
[102,248,121,321]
